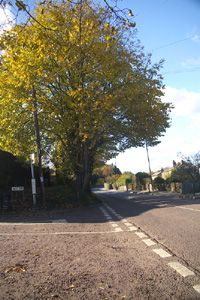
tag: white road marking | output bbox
[193,285,200,293]
[129,226,137,231]
[100,207,124,232]
[142,239,157,246]
[52,219,67,223]
[168,262,195,277]
[121,219,128,223]
[115,227,123,232]
[135,232,148,239]
[124,222,133,227]
[111,223,119,228]
[176,206,200,212]
[153,248,172,258]
[115,214,122,219]
[0,230,126,236]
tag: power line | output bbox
[152,33,200,51]
[137,0,169,20]
[163,66,200,75]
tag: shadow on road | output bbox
[0,187,200,224]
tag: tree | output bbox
[0,1,173,200]
[0,0,136,33]
[173,152,200,182]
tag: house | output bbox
[152,161,176,180]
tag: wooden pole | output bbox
[32,86,46,207]
[146,143,153,193]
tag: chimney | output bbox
[173,160,176,168]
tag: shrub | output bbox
[153,177,165,184]
[116,173,136,188]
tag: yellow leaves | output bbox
[4,263,26,274]
[82,133,88,142]
[0,0,170,167]
[106,35,112,41]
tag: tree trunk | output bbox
[74,141,93,201]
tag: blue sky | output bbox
[108,0,200,173]
[1,0,200,174]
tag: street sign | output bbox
[12,187,24,191]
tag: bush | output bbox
[153,177,165,184]
[153,176,166,191]
[116,173,136,188]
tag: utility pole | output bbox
[32,86,46,207]
[30,153,36,207]
[146,142,153,193]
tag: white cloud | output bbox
[162,86,200,118]
[191,27,200,43]
[181,56,200,67]
[0,6,14,33]
[108,87,200,174]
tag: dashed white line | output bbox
[121,219,128,223]
[153,248,172,258]
[102,205,139,233]
[135,232,148,239]
[193,285,200,293]
[111,223,119,228]
[115,227,123,232]
[100,207,124,232]
[168,262,195,277]
[115,214,123,219]
[124,222,133,227]
[129,226,137,231]
[102,205,198,292]
[142,239,157,246]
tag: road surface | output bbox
[0,187,200,299]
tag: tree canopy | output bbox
[0,0,173,199]
[173,152,200,183]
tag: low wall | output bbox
[104,182,200,194]
[181,182,200,194]
[118,186,127,191]
[104,183,112,190]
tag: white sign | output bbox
[12,187,24,191]
[31,179,36,194]
[31,153,35,164]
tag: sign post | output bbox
[31,153,36,207]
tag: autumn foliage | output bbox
[0,1,173,199]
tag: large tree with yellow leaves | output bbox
[0,0,172,199]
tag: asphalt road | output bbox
[0,187,200,299]
[94,187,200,298]
[94,188,200,272]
